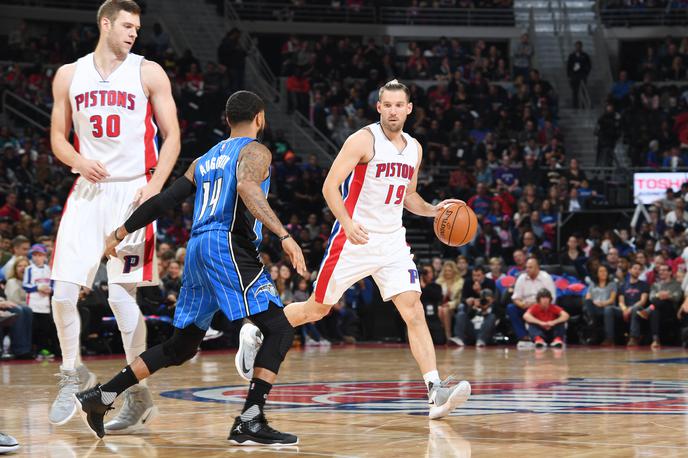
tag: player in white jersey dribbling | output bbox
[49,0,180,432]
[237,80,471,419]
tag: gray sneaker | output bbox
[428,378,471,420]
[76,364,97,391]
[104,385,158,434]
[0,432,19,454]
[49,367,80,425]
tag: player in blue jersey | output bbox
[73,91,308,446]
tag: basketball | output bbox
[434,202,478,247]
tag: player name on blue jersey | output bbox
[198,154,232,176]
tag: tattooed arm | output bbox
[236,142,289,238]
[236,142,307,276]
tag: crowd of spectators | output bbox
[617,37,688,82]
[5,15,688,361]
[602,64,688,167]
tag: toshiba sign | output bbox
[634,173,688,204]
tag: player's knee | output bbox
[51,296,78,326]
[401,301,426,328]
[107,299,142,333]
[162,325,205,366]
[253,305,295,373]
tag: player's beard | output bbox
[381,118,403,133]
[256,124,265,143]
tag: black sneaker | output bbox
[74,384,114,438]
[228,414,298,446]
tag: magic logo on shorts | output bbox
[160,378,688,415]
[254,283,278,299]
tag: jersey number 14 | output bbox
[198,178,223,220]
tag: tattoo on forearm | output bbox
[237,143,285,236]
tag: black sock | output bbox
[101,365,139,397]
[241,378,272,416]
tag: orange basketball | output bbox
[434,202,478,247]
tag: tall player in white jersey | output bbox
[49,0,180,432]
[237,80,471,419]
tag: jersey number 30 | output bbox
[198,178,223,220]
[90,114,120,138]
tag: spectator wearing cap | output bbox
[1,235,30,280]
[452,288,498,347]
[507,257,556,348]
[583,264,619,345]
[23,243,53,313]
[523,288,568,348]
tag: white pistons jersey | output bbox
[313,123,422,305]
[344,122,419,234]
[69,52,158,180]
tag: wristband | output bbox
[114,227,125,242]
[279,234,291,242]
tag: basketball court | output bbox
[3,345,688,457]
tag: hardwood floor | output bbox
[2,344,688,457]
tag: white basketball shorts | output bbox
[51,175,159,287]
[314,226,421,304]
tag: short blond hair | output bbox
[378,79,410,102]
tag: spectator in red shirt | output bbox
[0,193,20,222]
[523,288,569,348]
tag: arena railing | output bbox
[599,7,688,27]
[229,2,514,26]
[0,0,111,9]
[2,90,50,133]
[378,6,514,26]
[232,2,377,23]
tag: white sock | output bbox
[52,281,82,371]
[109,283,148,386]
[423,370,441,390]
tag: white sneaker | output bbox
[476,340,486,348]
[448,337,465,347]
[428,379,471,420]
[304,336,319,346]
[203,327,224,342]
[0,433,19,454]
[235,322,263,382]
[517,340,535,350]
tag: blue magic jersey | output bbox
[174,136,280,328]
[192,136,269,241]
